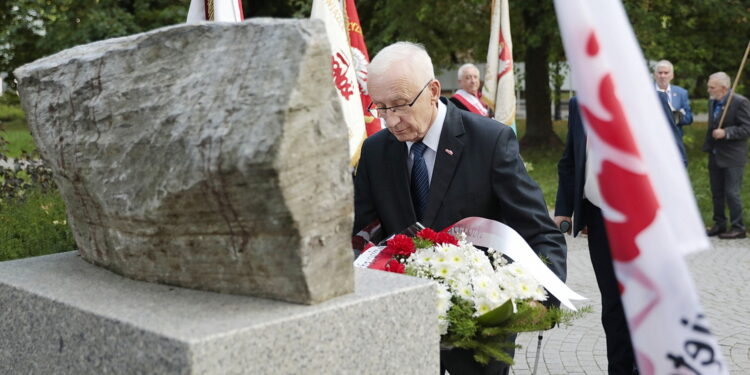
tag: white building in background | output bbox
[0,72,6,95]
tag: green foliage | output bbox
[1,0,190,85]
[0,188,75,261]
[443,296,590,366]
[0,128,35,158]
[517,119,567,206]
[0,103,24,123]
[357,0,491,69]
[476,299,514,326]
[623,0,750,98]
[412,236,434,250]
[691,99,709,114]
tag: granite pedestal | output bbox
[0,252,438,374]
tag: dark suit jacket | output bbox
[353,98,566,281]
[702,93,750,168]
[555,95,681,236]
[670,84,693,128]
[658,91,687,165]
[554,97,589,237]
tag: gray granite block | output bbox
[0,252,438,374]
[14,19,354,305]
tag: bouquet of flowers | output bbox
[375,227,581,365]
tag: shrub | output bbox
[691,98,708,114]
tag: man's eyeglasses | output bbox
[367,80,433,119]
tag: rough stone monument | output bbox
[14,18,353,304]
[2,19,439,374]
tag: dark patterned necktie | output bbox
[712,101,724,125]
[410,141,430,222]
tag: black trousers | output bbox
[439,335,515,375]
[708,155,745,231]
[583,200,638,374]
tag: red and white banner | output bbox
[482,0,516,128]
[343,0,382,137]
[187,0,244,22]
[311,0,367,166]
[554,1,726,374]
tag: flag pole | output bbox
[718,39,750,129]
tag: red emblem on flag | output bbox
[497,37,513,80]
[332,51,355,100]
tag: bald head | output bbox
[368,42,435,89]
[366,42,441,143]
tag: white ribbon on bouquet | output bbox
[448,217,586,310]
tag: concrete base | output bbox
[0,252,438,374]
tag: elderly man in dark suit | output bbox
[353,41,567,375]
[703,72,750,239]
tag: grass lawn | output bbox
[2,125,36,157]
[1,94,36,158]
[516,118,750,228]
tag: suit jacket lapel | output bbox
[422,101,465,227]
[385,135,416,224]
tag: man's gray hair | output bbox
[369,41,435,87]
[709,72,732,88]
[457,63,480,80]
[654,59,673,72]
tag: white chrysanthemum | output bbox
[436,283,452,314]
[474,298,493,316]
[403,231,550,334]
[458,284,473,299]
[435,264,453,278]
[472,275,493,291]
[531,286,547,301]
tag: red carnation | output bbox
[386,234,416,256]
[435,231,458,245]
[385,258,405,274]
[416,228,439,242]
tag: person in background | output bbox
[654,60,693,136]
[554,91,679,375]
[703,72,750,239]
[449,63,491,117]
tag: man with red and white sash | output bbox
[450,63,491,117]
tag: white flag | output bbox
[482,0,516,128]
[554,1,727,374]
[187,0,244,23]
[311,0,366,166]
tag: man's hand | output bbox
[553,216,572,235]
[713,128,726,139]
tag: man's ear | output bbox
[430,79,442,101]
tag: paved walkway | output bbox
[511,235,750,374]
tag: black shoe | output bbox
[706,226,726,237]
[718,229,746,239]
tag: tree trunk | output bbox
[522,39,562,149]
